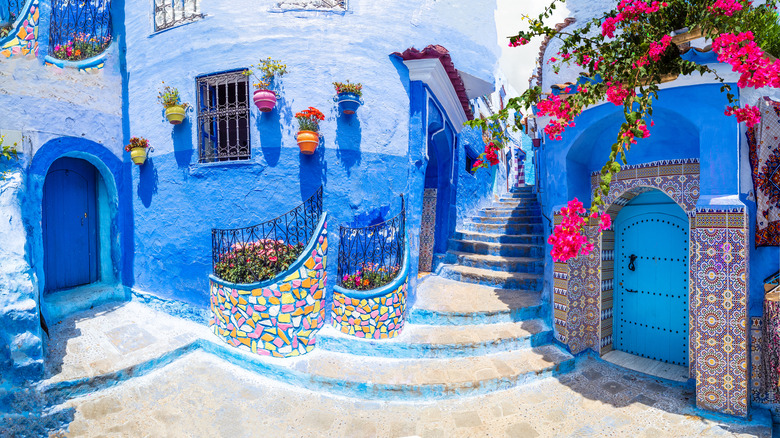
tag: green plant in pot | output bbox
[158,83,189,125]
[244,58,288,112]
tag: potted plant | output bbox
[126,137,150,165]
[244,58,288,112]
[295,107,325,155]
[157,83,189,125]
[333,80,363,115]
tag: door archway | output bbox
[613,189,689,366]
[42,157,100,291]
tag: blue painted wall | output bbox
[534,83,745,310]
[121,0,502,310]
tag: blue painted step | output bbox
[449,239,544,257]
[410,276,544,325]
[438,264,543,290]
[477,208,541,218]
[462,222,545,235]
[470,216,543,225]
[452,231,544,245]
[444,251,544,274]
[316,320,553,358]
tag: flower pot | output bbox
[336,92,362,115]
[253,89,277,112]
[532,138,541,148]
[165,105,187,125]
[130,147,147,165]
[297,131,319,155]
[671,27,704,45]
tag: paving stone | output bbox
[506,422,540,437]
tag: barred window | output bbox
[274,0,347,11]
[154,0,202,32]
[197,71,251,163]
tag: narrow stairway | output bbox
[311,185,574,399]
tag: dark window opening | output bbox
[197,70,251,163]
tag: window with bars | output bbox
[274,0,347,11]
[197,71,251,163]
[154,0,202,32]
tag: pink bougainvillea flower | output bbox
[725,104,761,127]
[708,0,744,16]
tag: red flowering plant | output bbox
[295,107,326,132]
[467,0,780,262]
[214,239,305,284]
[124,137,149,152]
[471,118,509,171]
[341,263,401,291]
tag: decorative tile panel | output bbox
[331,279,408,339]
[0,0,38,59]
[418,188,437,272]
[209,222,327,358]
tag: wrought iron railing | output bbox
[211,187,323,284]
[49,0,112,61]
[338,196,406,290]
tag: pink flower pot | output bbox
[253,89,277,112]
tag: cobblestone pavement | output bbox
[53,351,770,437]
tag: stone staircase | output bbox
[311,185,574,398]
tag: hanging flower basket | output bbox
[295,107,325,155]
[244,58,288,113]
[164,105,187,124]
[158,84,189,125]
[296,131,319,155]
[333,81,363,115]
[125,137,150,166]
[253,89,277,112]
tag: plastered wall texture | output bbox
[123,0,502,309]
[209,217,328,358]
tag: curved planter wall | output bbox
[331,246,409,339]
[209,214,328,358]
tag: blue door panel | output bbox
[43,157,98,291]
[614,192,689,367]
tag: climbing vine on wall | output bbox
[0,135,18,180]
[469,0,780,261]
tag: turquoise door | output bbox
[42,157,99,291]
[614,190,689,367]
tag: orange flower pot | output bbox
[297,131,319,155]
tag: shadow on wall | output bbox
[258,107,282,167]
[137,158,158,208]
[299,137,326,201]
[172,116,194,168]
[336,114,361,176]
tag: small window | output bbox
[465,155,476,175]
[196,70,251,163]
[154,0,202,32]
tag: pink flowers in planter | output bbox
[548,198,612,263]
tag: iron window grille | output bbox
[49,0,113,61]
[197,70,251,163]
[153,0,202,32]
[211,187,324,283]
[337,196,406,290]
[275,0,347,11]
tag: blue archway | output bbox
[29,137,132,323]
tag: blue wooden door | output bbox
[42,157,98,291]
[614,191,689,367]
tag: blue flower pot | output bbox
[336,92,362,115]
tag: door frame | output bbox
[612,190,690,367]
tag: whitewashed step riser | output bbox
[463,222,545,235]
[452,231,544,245]
[471,216,543,225]
[438,266,543,290]
[449,240,544,258]
[445,252,544,274]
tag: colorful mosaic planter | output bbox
[331,247,409,339]
[0,0,38,59]
[209,214,328,358]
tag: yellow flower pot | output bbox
[130,147,148,165]
[297,131,319,155]
[165,105,187,125]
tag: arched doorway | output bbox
[613,189,689,367]
[42,157,101,291]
